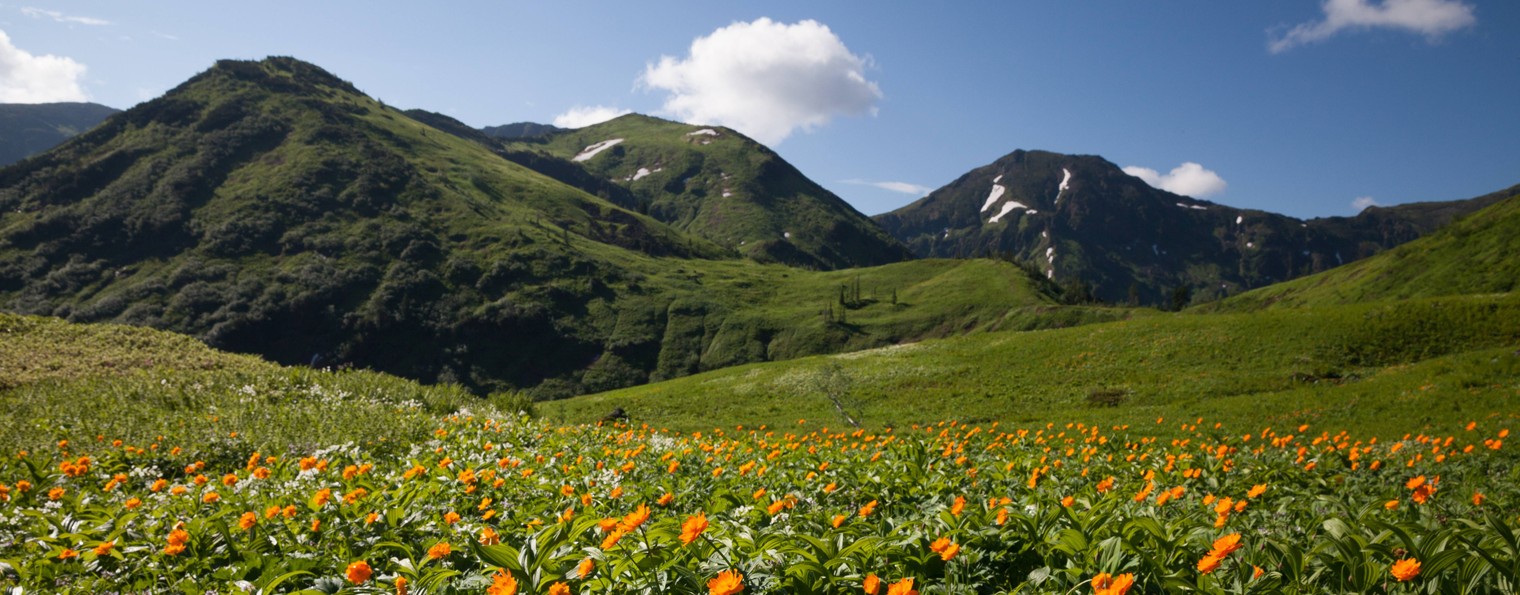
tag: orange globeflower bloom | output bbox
[950,495,966,517]
[708,570,744,595]
[832,514,848,528]
[576,557,595,578]
[444,511,461,525]
[680,512,709,545]
[1391,558,1421,582]
[548,582,571,595]
[885,577,918,595]
[1385,500,1400,510]
[426,541,451,560]
[1251,566,1264,580]
[858,500,878,517]
[58,548,79,560]
[238,511,257,530]
[1197,553,1223,574]
[1092,572,1135,595]
[939,541,961,561]
[93,541,114,556]
[620,503,651,532]
[1247,484,1267,498]
[480,526,501,545]
[658,492,675,506]
[1096,477,1115,493]
[862,573,881,595]
[125,497,143,510]
[1208,533,1242,558]
[48,487,65,501]
[1473,492,1486,506]
[487,570,519,595]
[346,560,373,583]
[601,529,625,550]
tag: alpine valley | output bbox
[0,56,1514,413]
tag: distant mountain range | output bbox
[0,56,1511,399]
[0,102,119,167]
[874,150,1506,305]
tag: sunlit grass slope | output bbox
[551,294,1520,438]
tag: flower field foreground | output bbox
[1,415,1516,593]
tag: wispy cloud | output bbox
[641,18,882,146]
[1269,0,1476,53]
[0,29,88,102]
[1122,162,1228,198]
[20,6,110,26]
[842,179,932,196]
[1351,196,1380,212]
[151,31,179,41]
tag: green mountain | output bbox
[1206,187,1520,311]
[0,57,1105,399]
[481,121,564,140]
[0,102,119,167]
[516,114,915,270]
[874,149,1507,306]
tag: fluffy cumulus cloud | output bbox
[1122,162,1228,198]
[1352,196,1380,211]
[1269,0,1476,53]
[842,179,932,195]
[552,105,632,129]
[641,18,882,145]
[0,30,89,102]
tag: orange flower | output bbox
[47,487,65,501]
[1208,533,1242,558]
[1060,496,1075,508]
[1096,477,1115,493]
[426,541,451,560]
[1473,492,1486,506]
[658,492,675,506]
[858,500,878,517]
[487,570,519,595]
[444,511,461,525]
[680,512,709,545]
[92,541,114,556]
[1385,500,1400,510]
[832,514,847,528]
[58,548,78,560]
[394,576,408,595]
[601,528,625,550]
[1391,558,1421,582]
[619,503,651,532]
[548,582,571,595]
[125,497,143,510]
[950,495,966,516]
[1247,484,1267,498]
[1092,572,1134,595]
[1251,565,1264,580]
[480,526,501,545]
[885,577,918,595]
[1196,553,1223,574]
[708,569,744,595]
[238,511,257,530]
[346,560,373,583]
[202,491,221,504]
[862,573,881,595]
[939,541,961,561]
[576,557,595,578]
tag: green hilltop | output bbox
[0,57,1112,400]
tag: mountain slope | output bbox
[521,114,914,270]
[0,58,1106,398]
[0,102,119,167]
[875,149,1507,305]
[1208,188,1520,310]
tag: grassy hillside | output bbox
[527,114,913,270]
[0,311,514,458]
[551,293,1520,438]
[1207,193,1520,311]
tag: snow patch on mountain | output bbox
[573,139,624,162]
[980,184,1007,213]
[989,201,1028,223]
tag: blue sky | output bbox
[1,1,1516,218]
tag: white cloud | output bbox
[0,29,88,102]
[1352,196,1380,211]
[842,179,932,195]
[1123,162,1228,198]
[551,105,632,129]
[641,18,882,146]
[1269,0,1476,53]
[20,7,110,26]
